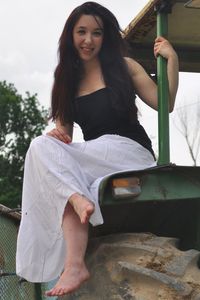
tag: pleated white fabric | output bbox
[16,134,156,282]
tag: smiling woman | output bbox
[73,15,104,62]
[15,1,178,298]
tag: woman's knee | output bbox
[29,134,46,149]
[27,135,47,158]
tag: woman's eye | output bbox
[93,31,102,37]
[77,30,85,35]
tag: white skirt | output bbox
[16,134,156,282]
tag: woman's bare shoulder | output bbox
[124,57,143,76]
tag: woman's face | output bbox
[73,14,104,63]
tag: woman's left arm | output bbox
[125,37,179,112]
[154,36,179,112]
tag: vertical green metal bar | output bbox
[157,11,170,164]
[35,283,43,300]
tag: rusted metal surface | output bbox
[0,204,21,222]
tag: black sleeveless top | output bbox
[73,87,154,158]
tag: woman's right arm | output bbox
[46,119,73,144]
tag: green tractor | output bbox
[60,1,200,299]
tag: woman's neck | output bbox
[78,58,105,96]
[82,57,101,75]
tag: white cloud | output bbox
[0,52,27,77]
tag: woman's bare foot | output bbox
[69,193,94,224]
[45,263,90,297]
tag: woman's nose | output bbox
[84,33,92,44]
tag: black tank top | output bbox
[73,87,154,158]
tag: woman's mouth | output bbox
[81,47,94,54]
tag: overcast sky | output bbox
[0,0,200,165]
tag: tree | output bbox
[0,81,48,208]
[173,100,200,166]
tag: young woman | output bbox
[16,1,179,297]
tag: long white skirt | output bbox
[16,134,156,282]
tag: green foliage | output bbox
[0,81,48,208]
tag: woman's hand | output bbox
[154,36,177,60]
[154,36,179,112]
[46,128,72,144]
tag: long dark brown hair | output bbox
[51,1,137,125]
